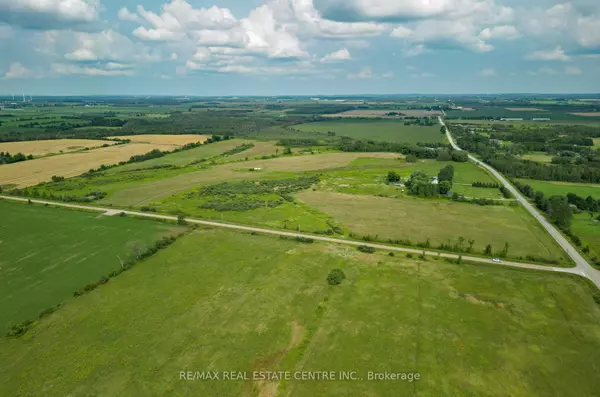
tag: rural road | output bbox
[439,116,600,289]
[0,194,588,280]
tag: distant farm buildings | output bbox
[533,118,551,121]
[500,118,524,121]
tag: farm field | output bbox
[0,142,181,188]
[106,139,247,172]
[0,139,116,157]
[109,134,209,146]
[594,138,600,148]
[571,213,600,266]
[515,179,600,199]
[319,158,501,199]
[1,229,599,396]
[296,191,568,263]
[103,152,399,206]
[295,121,445,143]
[520,153,554,163]
[0,200,183,331]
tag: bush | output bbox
[357,245,376,253]
[388,252,395,257]
[140,206,157,212]
[295,236,314,243]
[327,268,346,286]
[177,215,187,225]
[6,320,33,337]
[406,253,413,258]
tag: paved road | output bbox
[0,194,585,278]
[439,117,600,289]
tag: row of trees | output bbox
[0,151,33,164]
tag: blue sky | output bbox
[0,0,599,95]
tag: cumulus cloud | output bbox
[63,30,160,63]
[321,48,351,62]
[4,62,31,79]
[0,0,100,29]
[565,66,582,75]
[526,46,570,62]
[118,7,142,23]
[479,25,519,40]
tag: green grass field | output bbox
[515,179,600,199]
[294,120,445,143]
[520,153,554,163]
[297,191,568,263]
[0,200,184,331]
[321,158,501,199]
[1,229,598,396]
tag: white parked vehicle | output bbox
[492,258,502,263]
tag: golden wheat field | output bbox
[109,134,209,146]
[0,139,116,156]
[0,143,179,188]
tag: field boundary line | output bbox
[0,194,587,280]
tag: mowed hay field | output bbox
[110,134,209,146]
[0,139,116,157]
[0,200,183,331]
[0,142,180,187]
[1,229,599,396]
[297,191,568,262]
[295,121,445,143]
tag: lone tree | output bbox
[437,164,454,183]
[387,171,401,183]
[327,268,346,286]
[484,244,493,256]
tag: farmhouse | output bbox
[430,176,439,185]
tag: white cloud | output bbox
[526,46,570,62]
[347,67,373,79]
[4,62,31,79]
[64,30,160,63]
[479,68,497,77]
[478,25,519,40]
[565,66,582,75]
[321,48,351,62]
[315,0,453,21]
[51,63,135,77]
[0,0,100,29]
[118,7,142,23]
[382,72,394,78]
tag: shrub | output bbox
[327,268,346,286]
[357,245,375,253]
[140,206,157,212]
[119,211,126,217]
[177,215,187,225]
[388,252,395,257]
[406,253,413,258]
[295,236,314,243]
[6,320,33,337]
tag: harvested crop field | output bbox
[0,139,116,156]
[569,112,600,117]
[109,134,209,146]
[505,107,546,112]
[0,143,180,187]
